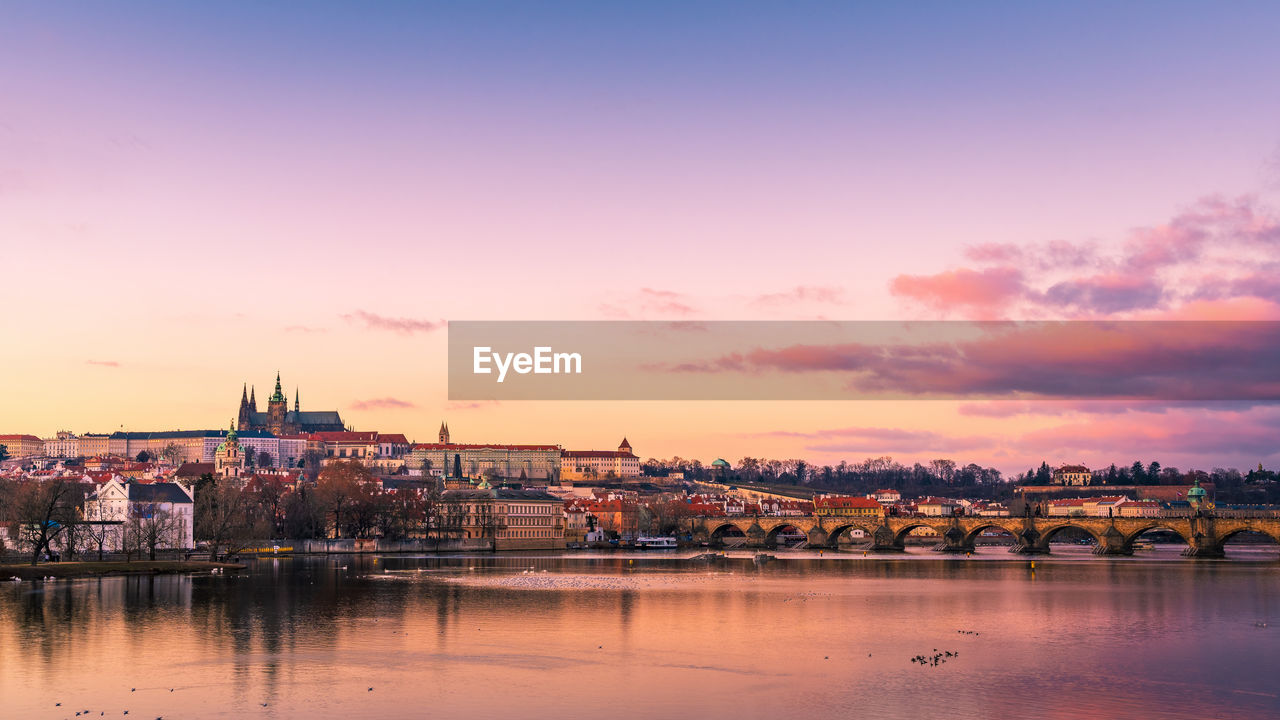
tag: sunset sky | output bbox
[3,2,1280,473]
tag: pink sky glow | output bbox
[3,4,1280,474]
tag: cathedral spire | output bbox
[249,385,256,408]
[241,383,248,405]
[295,388,300,412]
[270,371,286,403]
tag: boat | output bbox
[634,536,678,549]
[1132,541,1154,551]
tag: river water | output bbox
[3,546,1279,720]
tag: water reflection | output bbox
[2,549,1278,719]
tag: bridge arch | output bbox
[708,523,747,543]
[961,522,1020,547]
[892,521,945,547]
[764,523,810,548]
[1218,526,1280,546]
[1039,522,1104,546]
[1123,523,1192,547]
[824,523,879,547]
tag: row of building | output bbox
[5,426,642,483]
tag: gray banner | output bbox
[447,320,1280,401]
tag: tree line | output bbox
[644,455,1280,504]
[643,455,1009,499]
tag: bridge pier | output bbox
[1092,526,1133,556]
[1009,527,1049,555]
[866,524,906,553]
[934,526,975,554]
[1182,535,1225,558]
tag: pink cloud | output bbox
[86,359,119,368]
[343,310,443,335]
[1040,274,1164,313]
[444,400,499,411]
[349,397,417,411]
[601,288,697,318]
[751,285,845,307]
[894,194,1280,319]
[890,267,1027,314]
[638,288,695,316]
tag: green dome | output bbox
[1186,480,1206,499]
[217,420,239,454]
[711,458,730,468]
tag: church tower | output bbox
[267,371,287,434]
[439,422,450,444]
[237,384,251,431]
[215,421,244,480]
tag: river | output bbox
[3,546,1279,719]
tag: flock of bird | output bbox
[50,685,380,719]
[905,629,982,667]
[910,649,958,667]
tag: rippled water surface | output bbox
[4,547,1280,719]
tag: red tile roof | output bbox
[563,450,636,458]
[309,431,379,443]
[175,462,215,477]
[815,495,883,509]
[412,443,560,451]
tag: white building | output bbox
[561,438,641,480]
[82,480,195,551]
[43,431,80,458]
[869,489,902,503]
[1116,499,1162,518]
[916,497,963,516]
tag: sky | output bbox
[3,1,1280,474]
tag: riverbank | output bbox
[2,560,246,580]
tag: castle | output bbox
[236,372,346,435]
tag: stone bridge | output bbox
[691,514,1280,558]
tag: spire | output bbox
[250,385,256,408]
[241,383,248,404]
[294,388,300,412]
[226,419,238,443]
[270,371,286,403]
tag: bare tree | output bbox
[196,479,254,561]
[302,449,327,482]
[135,503,177,561]
[160,442,184,466]
[315,460,376,537]
[14,479,82,565]
[82,519,118,562]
